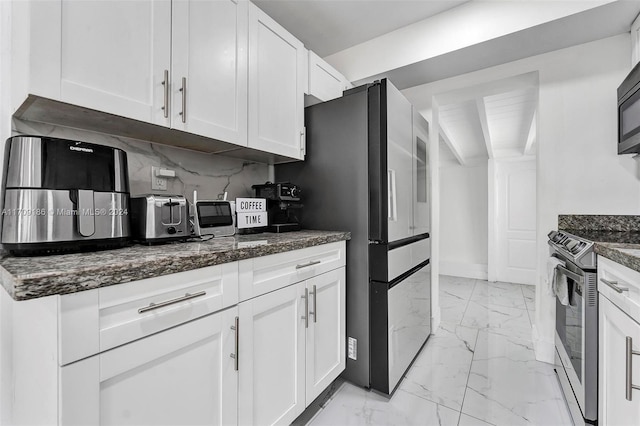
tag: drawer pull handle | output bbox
[311,284,317,323]
[230,316,239,371]
[296,260,321,269]
[161,69,169,118]
[601,278,629,293]
[138,290,207,314]
[626,336,640,401]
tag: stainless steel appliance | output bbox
[618,61,640,154]
[1,136,130,254]
[130,195,189,244]
[548,230,598,425]
[252,182,302,233]
[276,79,431,395]
[190,191,236,238]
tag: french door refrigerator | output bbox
[276,79,431,395]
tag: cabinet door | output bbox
[238,283,306,426]
[386,80,414,242]
[305,268,346,403]
[59,0,171,126]
[248,3,306,160]
[171,0,248,145]
[60,307,238,426]
[599,295,640,425]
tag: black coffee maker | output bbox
[252,182,302,233]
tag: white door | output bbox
[494,159,537,284]
[248,3,306,160]
[59,0,171,126]
[305,268,346,402]
[386,80,414,242]
[238,282,306,426]
[599,295,640,424]
[59,307,238,426]
[171,0,248,145]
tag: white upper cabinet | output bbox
[59,0,171,126]
[307,50,352,103]
[248,2,307,160]
[171,0,248,145]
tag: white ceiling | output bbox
[438,73,538,166]
[252,0,469,57]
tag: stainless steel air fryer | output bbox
[1,136,131,254]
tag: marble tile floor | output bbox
[307,276,572,426]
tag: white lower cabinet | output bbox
[598,256,640,425]
[2,242,346,426]
[238,267,346,426]
[599,295,640,424]
[60,306,239,426]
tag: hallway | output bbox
[308,276,572,425]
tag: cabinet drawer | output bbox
[239,241,345,302]
[598,256,640,321]
[97,262,238,353]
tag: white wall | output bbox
[404,33,637,363]
[439,162,489,280]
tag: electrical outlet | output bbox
[151,167,167,191]
[348,337,357,360]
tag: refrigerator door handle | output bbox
[388,169,397,221]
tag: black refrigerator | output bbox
[276,79,431,395]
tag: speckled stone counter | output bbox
[558,214,640,273]
[0,230,350,301]
[558,215,640,232]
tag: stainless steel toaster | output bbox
[130,195,190,244]
[1,136,131,255]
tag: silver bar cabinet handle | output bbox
[162,69,169,118]
[626,336,640,401]
[601,278,629,293]
[138,290,206,314]
[230,316,239,371]
[301,288,309,328]
[180,77,186,123]
[296,260,321,270]
[311,284,317,323]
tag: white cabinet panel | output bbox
[599,295,640,425]
[248,3,306,159]
[60,0,171,126]
[171,0,248,145]
[238,283,306,426]
[308,50,351,102]
[305,267,346,402]
[60,306,238,426]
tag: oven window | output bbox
[561,279,583,382]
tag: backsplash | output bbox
[12,120,271,200]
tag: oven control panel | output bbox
[548,230,595,269]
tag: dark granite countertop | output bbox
[558,215,640,273]
[0,230,350,301]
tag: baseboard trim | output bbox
[532,325,555,364]
[439,261,488,280]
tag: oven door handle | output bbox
[556,265,584,284]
